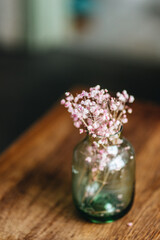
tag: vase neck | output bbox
[87,125,123,145]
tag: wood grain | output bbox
[0,91,160,240]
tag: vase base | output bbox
[75,194,134,224]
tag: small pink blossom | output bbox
[129,95,135,103]
[65,92,70,96]
[79,129,84,134]
[61,99,65,105]
[74,121,82,128]
[122,118,128,123]
[128,108,132,114]
[88,125,93,131]
[127,222,133,227]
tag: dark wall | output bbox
[0,49,160,152]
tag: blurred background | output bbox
[0,0,160,152]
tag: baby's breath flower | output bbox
[65,92,70,96]
[61,99,65,105]
[129,95,135,103]
[79,129,84,134]
[61,86,134,143]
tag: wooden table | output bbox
[0,90,160,240]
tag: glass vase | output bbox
[72,132,135,223]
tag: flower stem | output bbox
[89,169,110,204]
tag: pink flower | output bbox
[79,129,84,134]
[122,118,128,123]
[61,99,65,105]
[88,125,93,131]
[127,222,133,227]
[74,121,82,128]
[65,92,70,96]
[122,90,129,99]
[61,86,134,141]
[128,108,132,114]
[129,95,135,103]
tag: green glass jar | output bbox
[72,132,135,223]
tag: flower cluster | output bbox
[61,85,134,146]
